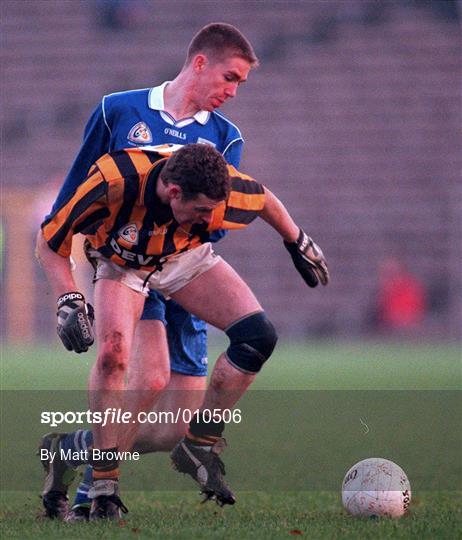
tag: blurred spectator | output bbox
[412,0,460,22]
[95,0,127,30]
[373,257,428,331]
[94,0,148,31]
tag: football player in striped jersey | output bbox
[37,144,329,518]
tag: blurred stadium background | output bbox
[1,0,461,345]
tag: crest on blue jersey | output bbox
[118,223,139,245]
[128,122,153,144]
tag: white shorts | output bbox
[93,242,221,298]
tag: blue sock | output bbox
[73,464,93,507]
[59,429,93,467]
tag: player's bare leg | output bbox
[65,326,200,523]
[89,279,145,450]
[118,320,171,452]
[87,278,145,519]
[133,371,206,453]
[172,259,264,405]
[169,259,277,504]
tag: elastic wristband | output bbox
[57,291,85,308]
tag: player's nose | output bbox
[225,84,238,98]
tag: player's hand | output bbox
[284,228,329,287]
[56,292,95,353]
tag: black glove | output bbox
[284,228,330,287]
[57,292,95,353]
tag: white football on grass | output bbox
[342,458,411,518]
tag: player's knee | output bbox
[98,331,129,376]
[143,371,170,392]
[225,311,278,373]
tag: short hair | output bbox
[186,22,259,67]
[161,144,231,202]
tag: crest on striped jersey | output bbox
[118,223,139,245]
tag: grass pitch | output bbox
[1,491,461,539]
[1,340,461,538]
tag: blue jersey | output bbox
[51,82,244,215]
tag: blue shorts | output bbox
[141,290,208,376]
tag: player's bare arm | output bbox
[36,231,95,353]
[36,231,77,297]
[258,187,329,288]
[259,187,299,241]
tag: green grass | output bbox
[1,341,461,538]
[1,491,461,539]
[2,340,460,390]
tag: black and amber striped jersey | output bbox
[41,147,266,270]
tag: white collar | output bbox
[148,82,209,125]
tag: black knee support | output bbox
[225,311,278,373]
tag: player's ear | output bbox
[167,184,182,201]
[192,54,208,72]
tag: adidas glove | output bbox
[284,228,330,288]
[57,292,95,353]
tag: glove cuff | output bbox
[57,291,85,308]
[283,227,304,254]
[295,228,310,252]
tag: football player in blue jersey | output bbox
[39,23,258,521]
